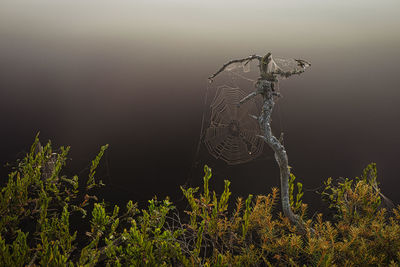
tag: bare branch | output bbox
[208,54,262,82]
[248,114,258,120]
[206,52,313,235]
[28,251,38,267]
[256,135,267,141]
[239,91,258,106]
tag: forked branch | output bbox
[209,53,312,235]
[208,54,262,82]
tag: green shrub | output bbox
[1,137,400,266]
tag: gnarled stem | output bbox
[252,80,305,231]
[210,54,311,234]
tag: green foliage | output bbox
[0,231,29,266]
[321,162,382,223]
[1,138,400,266]
[242,194,253,239]
[289,173,304,213]
[102,198,189,266]
[87,144,109,190]
[0,135,109,266]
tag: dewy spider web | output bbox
[202,61,265,165]
[204,85,264,165]
[200,55,308,165]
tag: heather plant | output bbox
[0,135,188,266]
[1,137,400,266]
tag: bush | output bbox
[1,137,400,266]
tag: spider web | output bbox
[203,61,264,165]
[201,55,310,165]
[272,57,311,78]
[204,85,264,165]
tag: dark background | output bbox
[1,0,399,213]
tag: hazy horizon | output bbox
[1,0,400,209]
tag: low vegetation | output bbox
[1,136,400,266]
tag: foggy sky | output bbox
[1,0,400,209]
